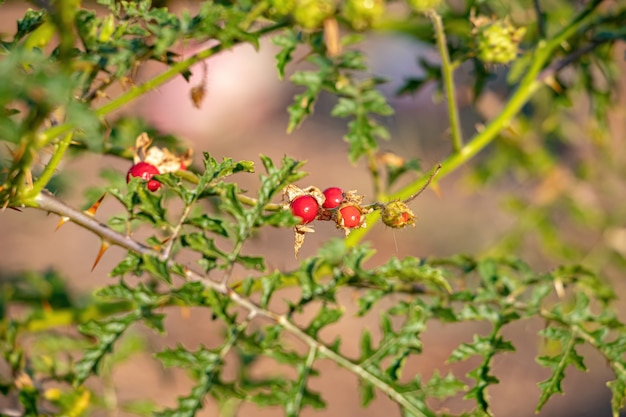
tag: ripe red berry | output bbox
[339,205,361,228]
[126,162,161,192]
[290,195,319,224]
[322,187,343,209]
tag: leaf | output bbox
[424,371,467,399]
[535,328,585,412]
[74,312,141,385]
[236,255,265,271]
[184,214,229,236]
[141,254,171,283]
[155,345,221,369]
[110,252,142,277]
[305,304,343,338]
[273,30,300,79]
[260,272,281,309]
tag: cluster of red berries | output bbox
[289,186,365,230]
[126,162,162,192]
[125,132,193,192]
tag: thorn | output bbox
[84,192,107,217]
[91,240,111,272]
[180,306,190,319]
[55,216,70,231]
[9,207,22,212]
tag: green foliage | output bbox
[1,0,625,416]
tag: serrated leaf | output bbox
[536,331,585,412]
[180,232,227,266]
[155,345,221,369]
[184,214,229,236]
[74,312,140,385]
[260,272,281,309]
[359,379,376,407]
[305,305,343,338]
[273,30,300,79]
[236,255,265,271]
[141,254,171,283]
[424,371,467,399]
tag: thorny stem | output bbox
[32,190,434,417]
[34,190,153,256]
[427,10,463,153]
[345,0,606,247]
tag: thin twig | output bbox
[160,204,192,262]
[403,163,441,204]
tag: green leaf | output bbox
[110,252,142,277]
[305,304,343,338]
[260,272,281,309]
[236,254,265,271]
[74,312,141,385]
[536,329,585,412]
[273,30,300,79]
[184,214,229,236]
[141,254,171,283]
[155,345,221,369]
[424,371,467,399]
[180,232,227,270]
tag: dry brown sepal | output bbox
[134,132,193,173]
[283,184,325,258]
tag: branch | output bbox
[31,190,434,417]
[35,190,153,256]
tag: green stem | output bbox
[22,132,73,202]
[345,0,604,247]
[38,22,288,147]
[427,10,463,152]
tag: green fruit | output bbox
[474,18,526,65]
[381,201,416,228]
[343,0,385,31]
[293,0,336,29]
[269,0,296,16]
[408,0,442,13]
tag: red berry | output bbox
[290,195,319,224]
[322,187,343,209]
[126,162,161,192]
[339,205,361,228]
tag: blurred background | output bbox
[1,1,625,416]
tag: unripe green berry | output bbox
[474,18,526,65]
[381,201,416,228]
[293,0,336,29]
[269,0,296,16]
[408,0,442,13]
[343,0,385,31]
